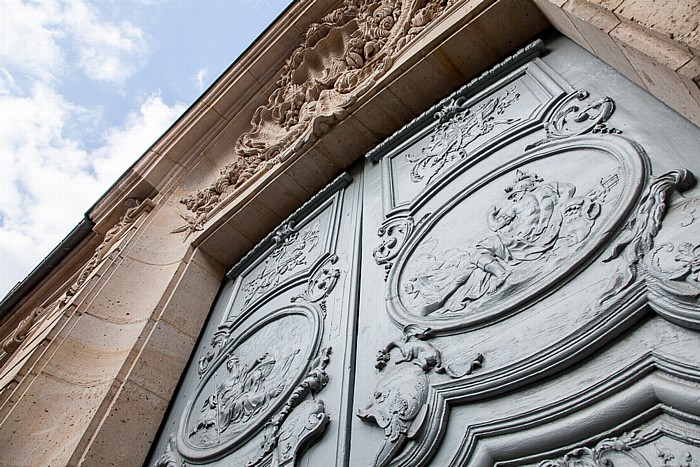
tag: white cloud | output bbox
[0,0,149,87]
[0,0,65,83]
[64,0,149,86]
[0,0,169,296]
[0,87,184,297]
[195,68,208,91]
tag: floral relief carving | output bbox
[406,86,521,185]
[291,254,341,314]
[539,430,700,467]
[177,0,458,231]
[242,221,321,306]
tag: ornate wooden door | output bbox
[149,37,700,466]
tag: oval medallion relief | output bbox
[177,304,322,462]
[387,136,647,333]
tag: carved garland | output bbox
[176,0,458,234]
[0,198,153,368]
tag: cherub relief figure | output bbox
[405,170,612,316]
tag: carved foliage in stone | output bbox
[61,198,154,307]
[599,170,696,306]
[242,221,321,307]
[406,86,521,185]
[2,307,43,356]
[358,324,482,467]
[527,90,620,150]
[178,0,457,227]
[1,198,153,372]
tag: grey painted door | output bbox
[149,36,700,466]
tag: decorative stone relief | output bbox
[177,0,459,229]
[526,90,620,150]
[385,135,646,333]
[1,307,42,356]
[242,221,321,307]
[1,198,154,387]
[358,324,482,467]
[373,215,426,280]
[406,86,521,185]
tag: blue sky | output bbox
[0,0,293,298]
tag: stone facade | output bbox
[0,1,698,466]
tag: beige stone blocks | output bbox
[533,0,700,126]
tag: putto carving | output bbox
[406,86,521,185]
[242,221,321,307]
[358,325,482,467]
[178,0,458,229]
[404,169,617,316]
[527,90,620,149]
[599,170,696,306]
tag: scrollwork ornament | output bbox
[527,90,620,149]
[599,170,696,305]
[406,86,521,185]
[242,221,321,307]
[538,437,644,467]
[247,347,332,467]
[291,254,341,313]
[153,433,186,467]
[177,0,459,229]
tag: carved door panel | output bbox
[150,36,700,466]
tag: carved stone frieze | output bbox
[527,90,620,150]
[177,0,459,229]
[1,198,154,383]
[406,86,521,185]
[1,307,42,356]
